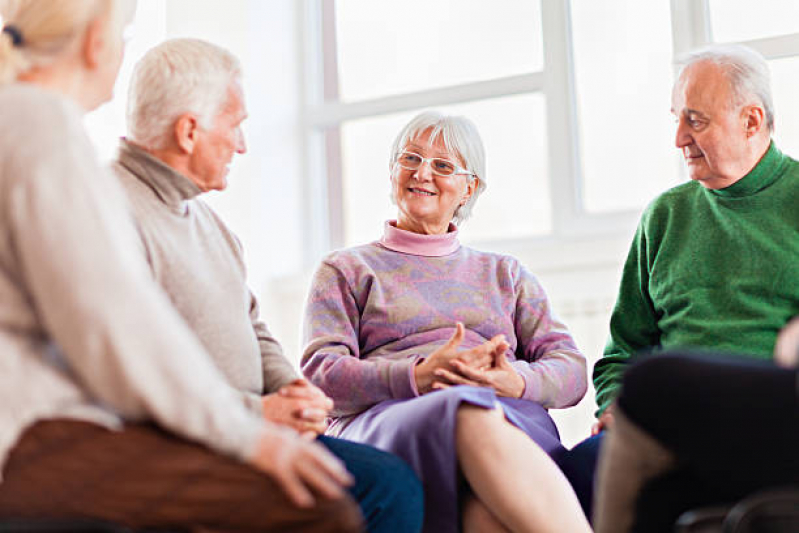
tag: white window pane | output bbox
[333,0,543,102]
[709,0,799,43]
[571,0,682,213]
[770,57,799,156]
[339,94,550,247]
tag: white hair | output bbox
[0,0,135,85]
[389,110,487,224]
[678,44,774,132]
[126,38,242,149]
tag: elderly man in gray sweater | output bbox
[113,38,423,533]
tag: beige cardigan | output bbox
[0,84,268,476]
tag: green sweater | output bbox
[594,142,799,414]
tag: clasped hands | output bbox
[413,322,525,398]
[261,378,333,439]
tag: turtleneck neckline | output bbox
[708,141,786,198]
[378,220,460,257]
[117,138,202,214]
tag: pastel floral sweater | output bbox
[302,222,587,431]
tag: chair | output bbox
[675,488,799,533]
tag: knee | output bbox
[620,354,692,409]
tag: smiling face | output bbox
[671,61,763,190]
[391,128,477,235]
[186,79,248,192]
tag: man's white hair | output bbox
[389,110,487,225]
[126,38,242,149]
[678,44,774,132]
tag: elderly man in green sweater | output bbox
[593,44,799,426]
[113,38,423,533]
[556,43,799,525]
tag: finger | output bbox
[279,384,318,399]
[434,368,483,387]
[274,468,316,508]
[431,381,451,391]
[450,360,489,384]
[455,351,493,369]
[300,430,318,441]
[302,421,328,435]
[492,341,511,368]
[443,322,465,351]
[308,444,354,486]
[298,407,328,423]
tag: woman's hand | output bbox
[432,338,525,398]
[261,379,333,437]
[251,427,353,508]
[413,323,508,395]
[775,316,799,368]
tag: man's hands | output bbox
[414,323,524,398]
[251,427,353,508]
[261,379,333,438]
[591,404,615,435]
[775,316,799,368]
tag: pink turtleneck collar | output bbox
[378,220,461,257]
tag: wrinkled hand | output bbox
[775,316,799,368]
[251,426,353,508]
[591,405,615,435]
[414,323,509,395]
[431,333,523,398]
[262,379,333,437]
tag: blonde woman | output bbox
[0,2,361,531]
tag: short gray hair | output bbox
[389,110,487,224]
[678,44,774,132]
[127,38,242,149]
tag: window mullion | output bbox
[541,0,581,236]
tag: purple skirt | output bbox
[337,386,564,533]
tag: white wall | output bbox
[86,0,634,448]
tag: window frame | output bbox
[299,0,799,268]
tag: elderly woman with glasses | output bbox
[302,111,590,533]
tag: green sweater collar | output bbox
[709,141,786,198]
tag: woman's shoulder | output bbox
[317,241,386,272]
[459,245,524,270]
[0,85,86,162]
[0,84,82,132]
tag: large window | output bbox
[304,0,799,258]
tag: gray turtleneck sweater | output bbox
[0,85,268,476]
[113,140,299,399]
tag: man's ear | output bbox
[174,114,199,154]
[743,104,766,138]
[81,16,106,69]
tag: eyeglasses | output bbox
[394,151,475,178]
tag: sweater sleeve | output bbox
[5,102,269,462]
[301,260,418,417]
[593,217,662,416]
[510,263,587,408]
[249,292,300,393]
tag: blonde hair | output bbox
[126,38,242,149]
[0,0,134,85]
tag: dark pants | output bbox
[0,421,422,532]
[616,352,799,532]
[318,436,423,533]
[554,433,603,522]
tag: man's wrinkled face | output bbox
[671,61,753,190]
[188,80,248,192]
